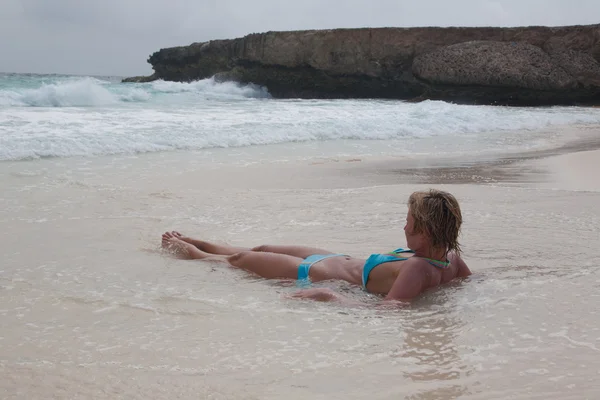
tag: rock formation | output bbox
[123,25,600,105]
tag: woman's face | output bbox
[404,210,428,250]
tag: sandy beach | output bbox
[1,125,600,399]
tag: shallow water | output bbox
[2,73,600,398]
[1,141,599,398]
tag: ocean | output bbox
[1,73,600,399]
[3,73,600,162]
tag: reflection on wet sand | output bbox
[399,296,470,399]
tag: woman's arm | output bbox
[384,259,427,302]
[289,260,427,304]
[288,288,410,309]
[287,288,368,307]
[288,288,341,302]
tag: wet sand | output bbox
[1,126,599,399]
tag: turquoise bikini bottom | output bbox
[297,254,347,281]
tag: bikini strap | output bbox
[389,247,415,255]
[394,248,450,268]
[388,248,449,268]
[422,257,451,269]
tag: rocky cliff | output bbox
[123,25,600,105]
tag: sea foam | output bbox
[1,74,600,161]
[0,77,270,107]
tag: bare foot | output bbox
[166,231,247,256]
[161,231,210,260]
[171,231,214,254]
[170,231,193,242]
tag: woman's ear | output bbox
[423,226,434,241]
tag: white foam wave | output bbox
[2,72,600,160]
[0,77,270,108]
[1,78,120,107]
[118,88,152,102]
[391,100,599,137]
[0,90,22,107]
[2,98,600,161]
[148,78,271,99]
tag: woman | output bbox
[161,189,471,302]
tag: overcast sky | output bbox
[1,0,598,77]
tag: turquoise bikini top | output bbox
[362,247,451,288]
[388,248,451,269]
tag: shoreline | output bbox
[361,125,600,187]
[2,124,599,191]
[1,123,600,399]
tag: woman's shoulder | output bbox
[449,252,472,278]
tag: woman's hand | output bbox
[288,288,340,302]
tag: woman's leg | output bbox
[168,231,335,259]
[163,236,302,279]
[227,251,303,279]
[166,232,248,255]
[250,245,335,259]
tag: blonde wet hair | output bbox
[408,189,462,254]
